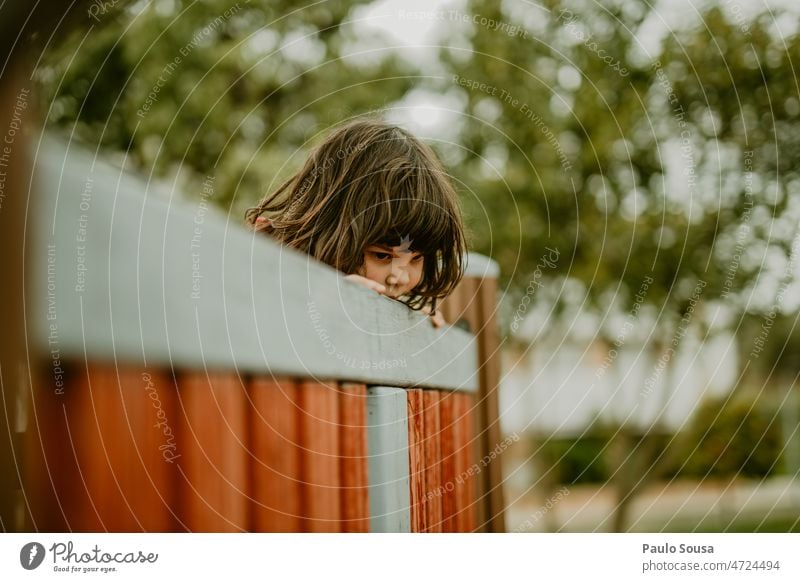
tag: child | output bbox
[245,118,467,328]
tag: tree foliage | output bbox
[38,0,416,211]
[436,0,799,340]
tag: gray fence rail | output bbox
[31,137,478,392]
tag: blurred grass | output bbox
[650,516,800,533]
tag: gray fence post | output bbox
[366,386,411,533]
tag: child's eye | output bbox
[372,252,392,261]
[412,254,423,262]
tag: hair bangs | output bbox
[369,163,452,245]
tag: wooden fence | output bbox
[11,136,505,533]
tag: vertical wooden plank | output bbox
[339,382,369,533]
[422,390,443,532]
[178,372,248,532]
[299,380,341,532]
[90,366,179,531]
[0,61,28,533]
[454,276,486,531]
[250,377,302,532]
[454,393,477,532]
[440,391,477,532]
[25,363,178,531]
[457,277,481,332]
[439,278,466,327]
[439,277,479,333]
[406,388,425,532]
[25,364,78,532]
[444,274,506,532]
[366,386,410,532]
[439,390,459,532]
[476,276,506,532]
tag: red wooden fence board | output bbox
[439,274,504,531]
[454,393,477,532]
[338,382,369,532]
[250,377,302,532]
[476,276,506,531]
[422,389,443,532]
[439,391,477,532]
[439,391,458,532]
[407,389,426,532]
[26,364,178,531]
[299,380,341,532]
[177,372,249,531]
[27,368,479,532]
[25,364,81,531]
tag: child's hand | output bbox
[344,274,387,295]
[345,274,445,328]
[421,304,446,329]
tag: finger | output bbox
[345,275,386,294]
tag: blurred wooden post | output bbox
[0,60,32,533]
[2,1,93,533]
[440,253,506,532]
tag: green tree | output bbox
[437,0,800,530]
[37,0,416,212]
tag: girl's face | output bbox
[358,243,425,299]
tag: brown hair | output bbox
[245,118,467,311]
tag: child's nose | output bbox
[386,265,409,287]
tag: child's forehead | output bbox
[368,242,423,253]
[368,231,440,254]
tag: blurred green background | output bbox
[36,0,800,531]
